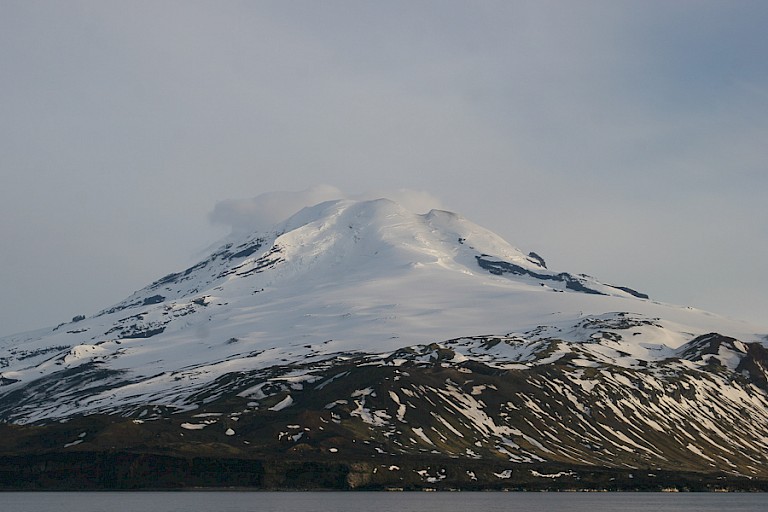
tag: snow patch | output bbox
[269,395,294,411]
[181,423,208,430]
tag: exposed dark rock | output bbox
[677,333,737,361]
[122,326,166,339]
[142,295,165,305]
[226,240,264,260]
[14,346,69,361]
[608,285,650,299]
[0,364,131,422]
[736,342,768,391]
[562,276,604,295]
[476,256,605,295]
[527,252,547,268]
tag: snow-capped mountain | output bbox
[1,198,767,490]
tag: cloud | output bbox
[351,188,445,214]
[208,185,345,234]
[208,185,445,234]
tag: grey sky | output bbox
[1,0,766,336]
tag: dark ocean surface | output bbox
[2,491,765,512]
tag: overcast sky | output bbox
[1,0,767,337]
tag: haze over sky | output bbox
[1,1,766,337]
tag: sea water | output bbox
[1,492,765,512]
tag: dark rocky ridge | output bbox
[475,256,649,298]
[2,332,768,490]
[1,451,765,491]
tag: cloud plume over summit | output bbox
[209,185,445,234]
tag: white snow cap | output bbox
[208,185,444,234]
